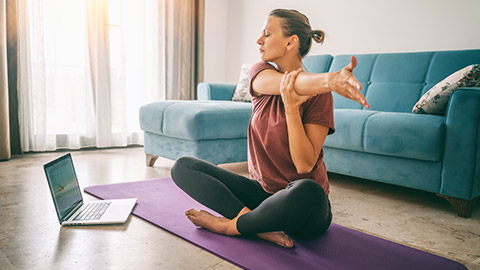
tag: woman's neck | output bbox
[275,56,303,73]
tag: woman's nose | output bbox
[257,36,263,45]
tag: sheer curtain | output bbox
[16,0,167,151]
[0,0,9,160]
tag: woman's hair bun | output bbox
[311,30,325,44]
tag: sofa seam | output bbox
[206,84,212,100]
[361,111,380,152]
[162,102,177,135]
[418,52,436,101]
[363,54,379,109]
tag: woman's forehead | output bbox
[263,16,282,31]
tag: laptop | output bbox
[44,153,137,226]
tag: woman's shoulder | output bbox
[248,61,278,101]
[251,61,275,69]
[249,61,277,78]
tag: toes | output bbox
[185,209,198,216]
[185,209,199,225]
[284,240,294,248]
[277,232,294,248]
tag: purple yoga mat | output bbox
[84,178,465,270]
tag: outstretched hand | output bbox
[279,69,313,115]
[330,56,370,108]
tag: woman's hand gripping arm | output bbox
[279,69,330,174]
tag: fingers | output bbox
[340,82,369,108]
[350,76,362,91]
[344,56,357,72]
[342,56,361,91]
[280,69,302,93]
[350,56,357,70]
[287,69,301,90]
[280,71,287,90]
[339,56,366,106]
[280,69,312,113]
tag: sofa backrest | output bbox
[305,49,480,112]
[303,54,333,73]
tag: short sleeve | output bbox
[248,61,276,97]
[302,93,335,135]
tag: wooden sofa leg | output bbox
[146,154,159,167]
[436,194,476,218]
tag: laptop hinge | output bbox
[61,202,84,223]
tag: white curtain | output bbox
[0,0,10,160]
[17,0,166,151]
[165,0,197,100]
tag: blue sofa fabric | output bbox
[363,112,445,162]
[327,110,445,162]
[197,83,237,101]
[141,100,251,140]
[323,147,443,193]
[441,87,480,199]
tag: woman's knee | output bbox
[286,180,332,237]
[170,156,198,183]
[287,179,327,201]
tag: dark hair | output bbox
[269,9,325,58]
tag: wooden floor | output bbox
[1,147,479,269]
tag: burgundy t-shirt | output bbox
[247,61,335,194]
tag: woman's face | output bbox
[257,16,291,62]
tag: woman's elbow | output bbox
[295,163,315,175]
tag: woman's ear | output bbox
[286,35,299,50]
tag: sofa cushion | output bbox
[140,100,252,140]
[139,100,179,136]
[324,109,378,151]
[412,64,480,115]
[303,54,333,74]
[363,112,445,162]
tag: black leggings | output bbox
[170,156,332,238]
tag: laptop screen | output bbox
[44,153,83,222]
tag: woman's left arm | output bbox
[280,69,329,174]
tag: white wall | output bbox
[204,0,480,84]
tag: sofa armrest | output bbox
[197,82,237,101]
[440,87,480,200]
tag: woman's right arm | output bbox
[252,56,370,108]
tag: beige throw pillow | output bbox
[412,64,480,115]
[232,63,252,102]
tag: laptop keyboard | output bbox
[73,201,111,221]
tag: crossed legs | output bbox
[170,156,331,247]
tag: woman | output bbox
[171,9,369,248]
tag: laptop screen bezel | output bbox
[44,153,84,224]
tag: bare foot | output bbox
[185,208,294,248]
[257,231,294,248]
[185,209,239,236]
[236,207,294,248]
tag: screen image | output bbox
[45,155,82,220]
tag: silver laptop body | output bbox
[44,153,137,226]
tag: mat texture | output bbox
[84,178,466,270]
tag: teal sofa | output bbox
[139,49,480,217]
